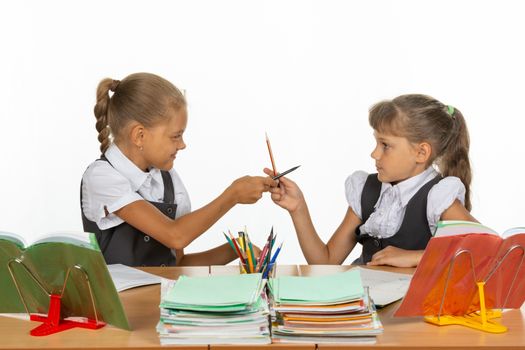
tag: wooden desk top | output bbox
[1,265,524,350]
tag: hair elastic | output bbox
[110,79,120,92]
[447,105,455,118]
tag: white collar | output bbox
[379,166,439,207]
[104,143,164,192]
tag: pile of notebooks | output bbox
[157,273,271,345]
[268,269,383,344]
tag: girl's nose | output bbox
[370,146,380,160]
[179,138,186,150]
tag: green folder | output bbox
[0,231,130,330]
[161,273,263,312]
[269,269,364,303]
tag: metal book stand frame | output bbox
[424,245,524,333]
[7,258,106,336]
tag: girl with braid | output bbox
[81,72,276,266]
[266,94,477,267]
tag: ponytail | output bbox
[93,78,118,154]
[438,108,472,211]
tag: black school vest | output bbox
[81,156,177,266]
[354,173,442,265]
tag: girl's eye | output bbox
[382,143,389,149]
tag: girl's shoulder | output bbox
[83,158,119,177]
[343,170,372,220]
[344,170,370,191]
[82,158,131,189]
[344,170,370,201]
[427,176,467,231]
[428,175,466,207]
[432,175,466,193]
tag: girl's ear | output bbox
[415,142,432,164]
[129,122,146,148]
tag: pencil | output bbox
[256,240,270,272]
[246,240,254,273]
[265,132,277,176]
[257,227,273,271]
[223,232,236,252]
[272,165,300,180]
[269,242,283,265]
[247,237,257,272]
[227,230,246,264]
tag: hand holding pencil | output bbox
[227,175,277,204]
[264,167,305,213]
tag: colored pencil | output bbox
[265,132,277,176]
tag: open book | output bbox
[0,231,130,330]
[396,221,525,317]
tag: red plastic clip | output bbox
[29,294,105,336]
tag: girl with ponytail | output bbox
[82,72,277,266]
[266,94,477,267]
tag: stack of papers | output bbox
[157,273,271,345]
[268,269,383,344]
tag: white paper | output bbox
[354,267,412,307]
[107,264,164,292]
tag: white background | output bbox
[1,0,524,265]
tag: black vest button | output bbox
[373,239,380,247]
[144,235,150,242]
[167,207,173,214]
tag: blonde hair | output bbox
[369,94,472,211]
[93,72,186,154]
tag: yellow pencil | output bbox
[245,240,254,273]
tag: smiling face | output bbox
[141,107,188,171]
[371,130,428,184]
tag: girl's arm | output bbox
[295,205,361,264]
[440,199,478,222]
[265,168,361,264]
[175,243,236,266]
[114,176,276,250]
[367,247,424,267]
[176,242,262,266]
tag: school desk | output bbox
[1,265,524,350]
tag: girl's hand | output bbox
[263,167,305,213]
[229,176,277,204]
[367,246,423,268]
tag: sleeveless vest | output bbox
[354,173,442,264]
[81,156,177,266]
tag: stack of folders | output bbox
[157,273,271,345]
[267,269,383,344]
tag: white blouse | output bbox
[81,143,191,230]
[345,166,466,238]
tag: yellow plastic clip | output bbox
[425,282,507,333]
